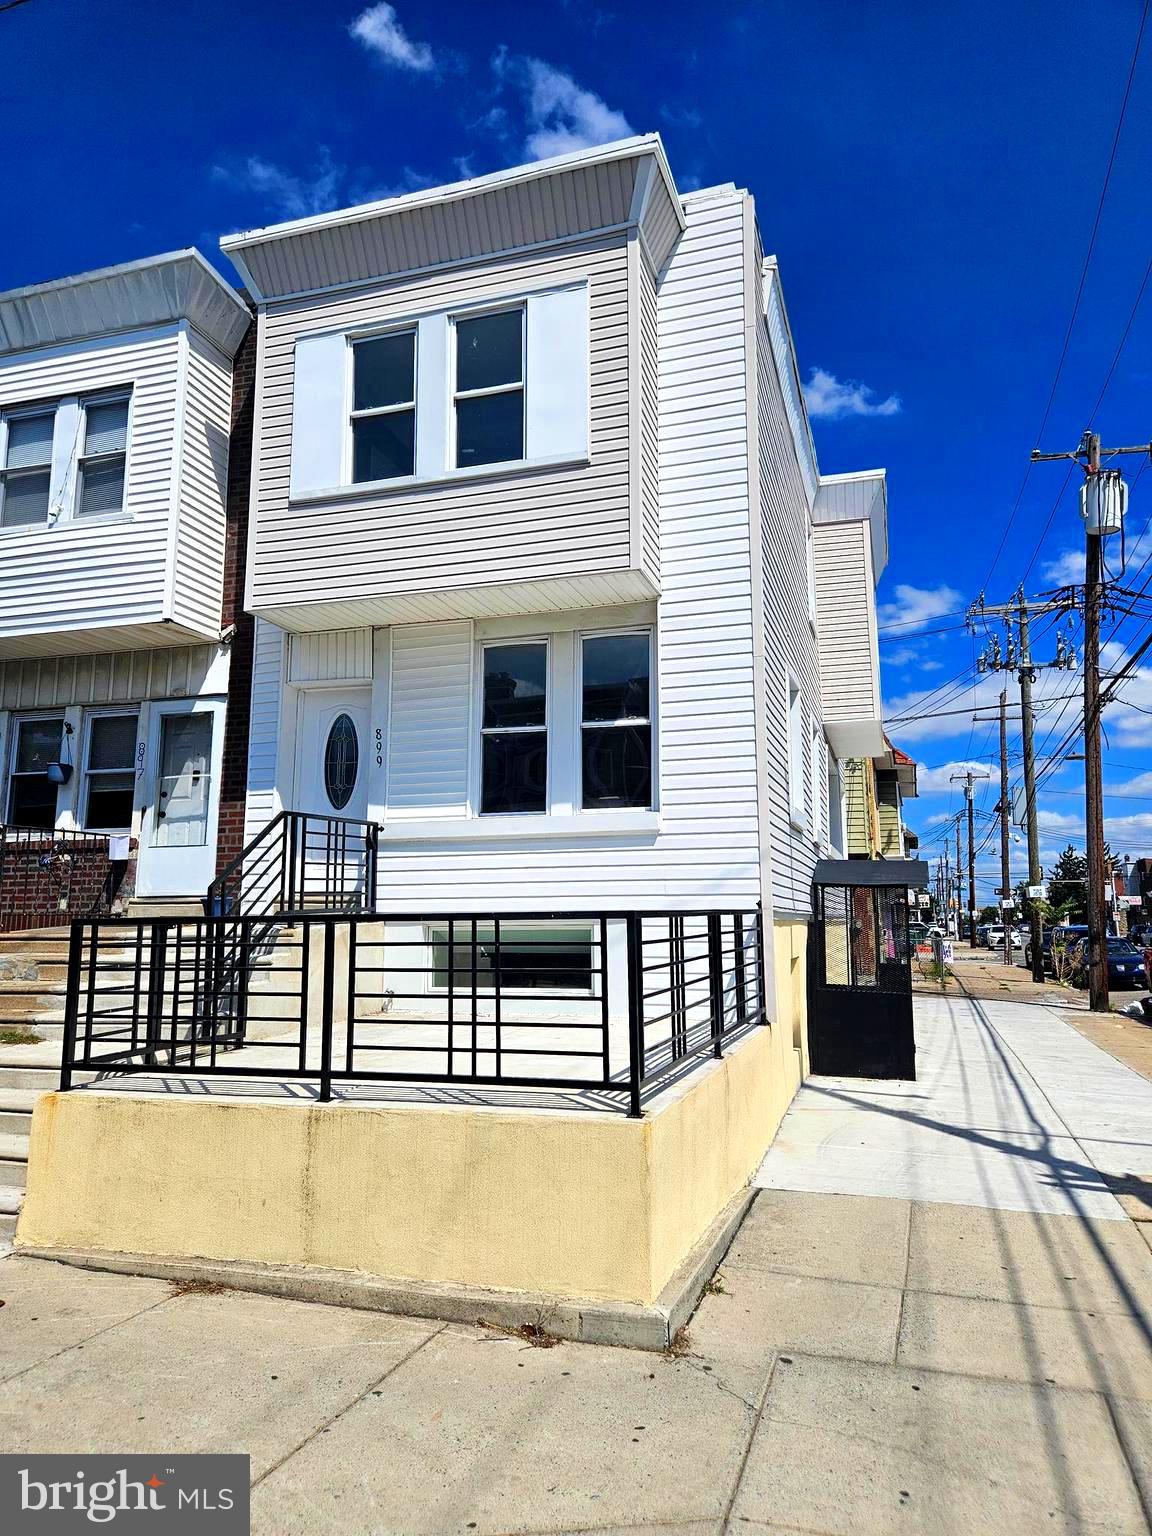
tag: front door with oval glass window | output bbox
[296,688,370,821]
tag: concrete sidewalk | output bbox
[757,992,1152,1218]
[4,1184,1152,1533]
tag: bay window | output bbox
[480,640,548,814]
[351,331,416,483]
[580,631,653,810]
[454,308,525,468]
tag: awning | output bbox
[812,859,930,889]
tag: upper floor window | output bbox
[78,397,129,517]
[0,391,131,529]
[0,409,54,528]
[787,678,805,829]
[351,332,416,483]
[454,309,524,469]
[581,632,653,810]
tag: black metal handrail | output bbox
[0,824,116,934]
[59,906,766,1117]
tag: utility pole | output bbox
[970,593,1076,981]
[955,817,963,939]
[1032,428,1152,1011]
[999,690,1012,968]
[943,837,951,938]
[951,767,992,949]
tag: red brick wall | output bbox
[0,838,127,933]
[215,311,257,876]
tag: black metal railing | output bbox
[206,810,379,920]
[0,824,116,935]
[59,907,766,1116]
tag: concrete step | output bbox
[0,1068,59,1092]
[0,1212,16,1243]
[0,1186,23,1215]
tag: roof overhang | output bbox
[826,720,888,758]
[813,859,930,889]
[0,250,250,359]
[814,469,889,581]
[220,134,685,303]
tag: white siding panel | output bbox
[525,284,589,462]
[0,644,221,710]
[244,618,285,840]
[0,329,184,645]
[287,627,373,683]
[812,520,882,723]
[386,622,473,817]
[288,330,346,497]
[756,251,825,918]
[171,328,232,636]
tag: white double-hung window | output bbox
[480,640,549,815]
[350,331,416,483]
[77,396,129,517]
[0,407,55,528]
[288,283,589,499]
[0,391,131,528]
[453,308,525,469]
[580,631,653,810]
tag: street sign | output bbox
[1027,883,1046,899]
[1000,898,1016,910]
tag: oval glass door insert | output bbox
[323,714,359,811]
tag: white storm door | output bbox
[136,699,226,897]
[295,687,371,821]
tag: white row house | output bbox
[0,252,251,914]
[221,134,889,1026]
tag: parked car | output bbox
[987,925,1023,951]
[1032,924,1089,975]
[1068,936,1148,990]
[976,924,992,947]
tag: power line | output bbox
[984,0,1151,591]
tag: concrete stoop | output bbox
[18,1187,753,1351]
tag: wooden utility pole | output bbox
[1017,599,1045,984]
[952,767,991,949]
[999,690,1012,967]
[955,818,963,939]
[1032,429,1152,1010]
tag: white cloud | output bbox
[349,3,435,72]
[494,52,633,159]
[877,582,962,632]
[802,367,901,421]
[211,151,343,219]
[914,759,997,795]
[1041,548,1084,585]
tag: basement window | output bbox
[429,923,594,993]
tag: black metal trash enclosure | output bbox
[58,907,767,1117]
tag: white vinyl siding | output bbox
[243,617,285,841]
[0,324,234,658]
[170,330,233,637]
[251,236,639,619]
[386,621,473,817]
[811,518,882,727]
[286,628,373,684]
[756,259,824,917]
[524,284,589,462]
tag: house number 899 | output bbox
[375,727,383,767]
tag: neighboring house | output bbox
[0,251,253,924]
[841,739,919,860]
[222,133,890,1032]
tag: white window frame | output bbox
[476,635,551,817]
[0,402,58,531]
[786,676,806,831]
[78,707,141,833]
[577,627,656,814]
[809,719,823,844]
[346,327,418,486]
[806,519,818,632]
[73,390,132,520]
[4,711,66,827]
[450,303,527,473]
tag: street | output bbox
[4,993,1152,1533]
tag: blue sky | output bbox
[6,0,1152,899]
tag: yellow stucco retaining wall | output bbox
[772,918,811,1078]
[17,1022,801,1307]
